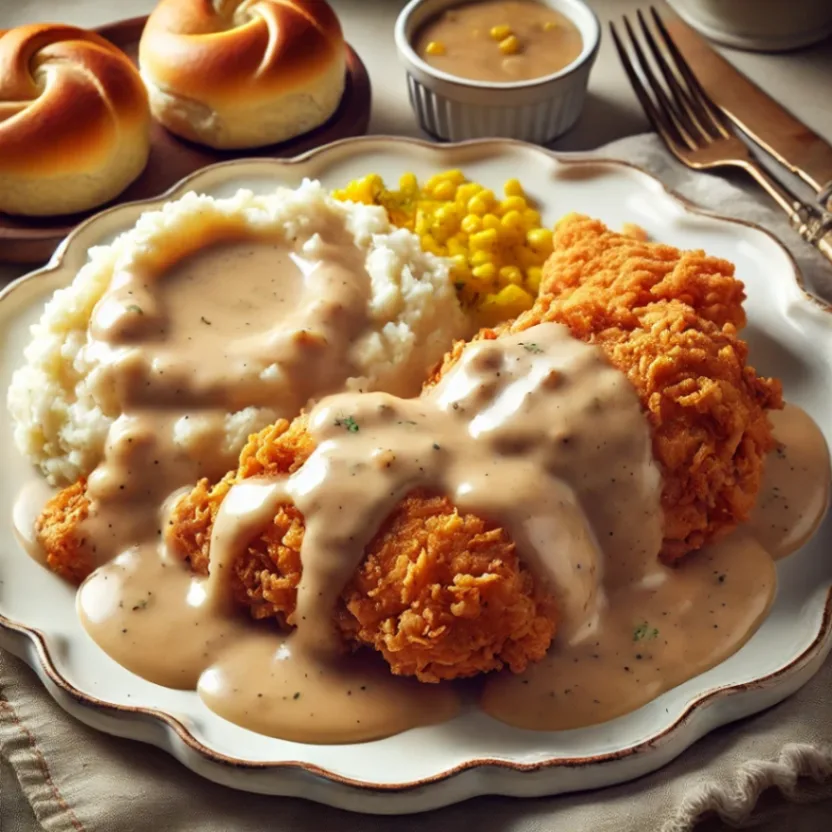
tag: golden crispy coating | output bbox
[167,416,557,681]
[541,214,748,330]
[35,479,92,584]
[434,215,782,558]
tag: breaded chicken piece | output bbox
[543,214,747,330]
[168,416,556,682]
[38,417,557,682]
[434,215,781,558]
[36,479,91,584]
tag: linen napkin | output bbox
[1,133,832,832]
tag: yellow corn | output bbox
[499,265,523,284]
[425,41,446,56]
[461,214,482,234]
[490,24,512,41]
[527,227,553,251]
[543,21,558,32]
[504,178,525,197]
[470,228,499,250]
[500,195,527,213]
[500,210,524,230]
[499,35,521,55]
[472,263,497,281]
[334,170,554,322]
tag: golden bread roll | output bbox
[138,0,347,150]
[0,24,151,217]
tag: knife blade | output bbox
[663,10,832,208]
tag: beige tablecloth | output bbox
[1,133,832,832]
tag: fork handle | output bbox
[741,160,832,270]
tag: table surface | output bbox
[1,2,831,830]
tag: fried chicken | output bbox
[166,416,556,681]
[34,212,781,682]
[434,214,782,558]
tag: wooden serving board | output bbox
[0,16,372,265]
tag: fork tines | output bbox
[611,7,732,151]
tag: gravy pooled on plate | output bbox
[415,1,583,83]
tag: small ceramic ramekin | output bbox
[394,0,600,144]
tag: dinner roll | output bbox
[139,0,347,150]
[0,24,151,217]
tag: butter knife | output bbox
[663,9,832,210]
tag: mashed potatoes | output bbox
[9,180,469,485]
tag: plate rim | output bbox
[1,135,831,796]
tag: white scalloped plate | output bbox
[1,138,830,815]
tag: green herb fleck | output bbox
[131,599,148,611]
[335,416,359,433]
[519,342,543,354]
[633,622,659,642]
[126,304,144,315]
[454,281,466,291]
[433,443,441,450]
[200,316,212,325]
[293,692,301,700]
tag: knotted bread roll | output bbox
[0,24,151,217]
[139,0,346,150]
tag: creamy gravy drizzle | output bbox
[16,268,831,742]
[749,406,831,559]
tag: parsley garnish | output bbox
[200,316,212,325]
[633,622,659,641]
[126,304,144,315]
[293,692,301,700]
[335,416,359,433]
[519,342,543,354]
[131,599,148,611]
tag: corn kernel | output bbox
[425,41,446,56]
[504,178,525,197]
[523,208,541,226]
[470,228,498,249]
[399,172,418,191]
[420,235,441,254]
[456,183,482,203]
[499,265,523,284]
[499,35,521,55]
[467,195,490,215]
[490,24,512,41]
[440,169,466,184]
[500,195,527,213]
[526,227,553,250]
[543,21,558,32]
[460,214,482,234]
[500,210,524,230]
[447,237,467,257]
[482,213,501,231]
[472,263,497,281]
[471,250,492,266]
[432,180,457,201]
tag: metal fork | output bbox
[611,7,832,267]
